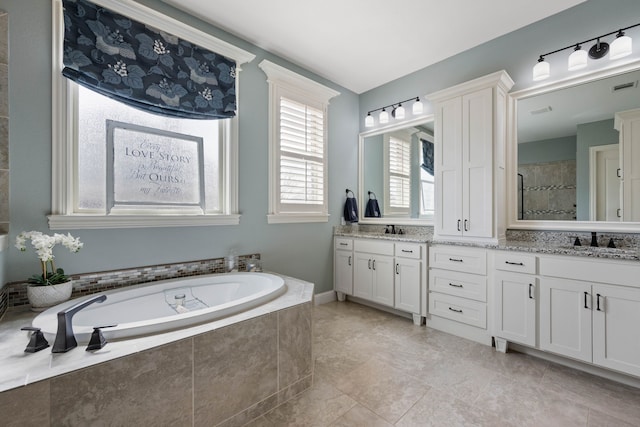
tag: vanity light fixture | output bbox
[364,96,424,127]
[532,22,639,81]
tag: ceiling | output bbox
[161,0,586,94]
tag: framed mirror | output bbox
[507,59,640,231]
[358,116,435,225]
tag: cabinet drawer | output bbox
[334,237,353,250]
[429,292,487,328]
[429,268,486,302]
[354,239,394,256]
[495,252,537,274]
[395,243,423,259]
[429,246,487,275]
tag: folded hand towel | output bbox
[365,198,381,218]
[344,196,359,223]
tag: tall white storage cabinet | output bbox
[428,71,514,244]
[614,108,640,221]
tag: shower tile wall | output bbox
[0,10,7,234]
[519,160,576,220]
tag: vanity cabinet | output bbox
[538,256,640,377]
[428,245,490,344]
[334,237,427,323]
[614,108,640,221]
[334,237,353,301]
[493,252,537,348]
[429,71,514,243]
[394,243,423,314]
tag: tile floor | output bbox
[248,301,640,427]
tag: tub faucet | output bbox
[52,295,107,353]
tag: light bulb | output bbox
[379,108,389,124]
[365,113,374,127]
[394,104,405,119]
[568,47,587,71]
[610,32,632,60]
[533,57,550,81]
[412,98,423,115]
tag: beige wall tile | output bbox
[0,117,8,169]
[278,302,312,388]
[194,313,278,426]
[50,339,193,426]
[0,381,50,426]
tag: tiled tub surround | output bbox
[518,160,577,220]
[0,253,261,319]
[0,274,313,426]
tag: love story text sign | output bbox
[106,120,205,211]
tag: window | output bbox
[384,131,412,216]
[49,0,255,229]
[419,133,435,218]
[259,60,340,224]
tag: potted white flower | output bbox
[15,231,83,311]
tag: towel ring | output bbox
[368,191,377,200]
[345,189,355,198]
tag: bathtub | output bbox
[32,272,286,343]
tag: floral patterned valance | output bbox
[62,0,237,119]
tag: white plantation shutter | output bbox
[388,136,410,209]
[279,97,324,205]
[260,59,339,223]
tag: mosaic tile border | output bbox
[1,253,260,314]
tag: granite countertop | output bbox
[333,231,430,243]
[334,230,640,261]
[430,239,640,262]
[0,274,314,394]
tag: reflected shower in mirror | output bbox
[516,68,640,222]
[359,117,435,222]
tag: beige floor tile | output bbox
[332,358,430,424]
[329,404,394,427]
[473,374,590,427]
[587,408,640,427]
[396,388,503,427]
[540,363,640,425]
[263,378,356,427]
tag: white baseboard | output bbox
[314,291,336,305]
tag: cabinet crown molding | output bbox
[426,70,514,103]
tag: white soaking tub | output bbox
[32,272,286,343]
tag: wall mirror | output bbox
[508,60,640,231]
[358,116,435,225]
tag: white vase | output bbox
[27,281,73,311]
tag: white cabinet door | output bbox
[593,284,640,377]
[395,258,421,314]
[462,88,493,238]
[371,255,394,307]
[435,96,463,237]
[434,88,494,239]
[539,277,592,363]
[334,250,353,295]
[495,272,536,347]
[353,253,373,299]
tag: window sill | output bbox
[47,214,241,229]
[267,213,329,224]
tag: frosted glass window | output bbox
[77,86,222,213]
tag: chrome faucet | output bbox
[52,295,107,353]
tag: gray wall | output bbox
[2,0,640,293]
[518,136,576,165]
[576,119,619,221]
[1,0,359,293]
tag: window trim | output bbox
[48,0,255,229]
[383,132,412,217]
[259,60,340,224]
